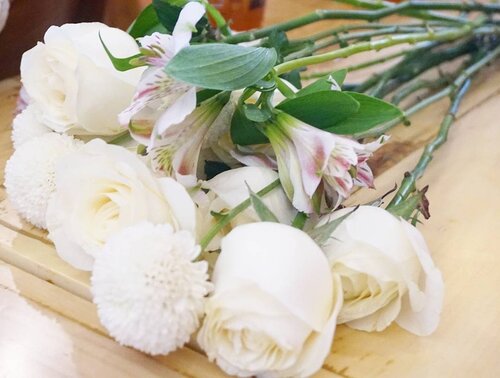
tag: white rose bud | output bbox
[198,222,343,378]
[20,23,143,135]
[200,166,296,250]
[319,206,444,336]
[46,139,196,271]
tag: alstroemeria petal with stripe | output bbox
[119,2,206,147]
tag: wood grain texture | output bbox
[1,0,500,376]
[1,64,499,376]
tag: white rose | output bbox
[319,206,444,336]
[198,222,343,378]
[200,167,296,250]
[20,22,143,135]
[46,139,196,271]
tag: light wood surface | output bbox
[1,1,500,377]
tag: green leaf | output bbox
[196,89,221,105]
[204,160,231,180]
[152,0,185,33]
[243,104,272,123]
[291,212,308,229]
[153,0,208,39]
[246,184,279,223]
[308,207,358,246]
[128,4,168,38]
[230,106,269,145]
[280,69,302,89]
[297,69,347,97]
[325,92,403,135]
[99,32,141,72]
[277,91,360,130]
[165,44,278,90]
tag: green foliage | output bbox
[165,44,278,90]
[204,161,231,180]
[277,90,360,129]
[99,33,141,72]
[230,106,268,146]
[128,4,168,38]
[246,184,280,223]
[325,92,403,135]
[308,207,358,246]
[297,69,347,96]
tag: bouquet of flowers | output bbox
[4,0,499,376]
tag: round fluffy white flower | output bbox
[11,105,51,149]
[46,139,196,271]
[198,222,343,378]
[91,222,211,355]
[319,206,444,336]
[200,167,296,250]
[20,22,143,135]
[4,133,83,229]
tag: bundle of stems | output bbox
[206,0,500,224]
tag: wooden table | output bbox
[1,1,500,377]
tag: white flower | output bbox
[150,94,230,187]
[199,166,296,250]
[263,112,385,212]
[11,105,51,149]
[91,222,211,355]
[46,139,196,271]
[20,22,143,135]
[319,206,444,336]
[198,222,343,378]
[4,133,83,229]
[120,2,206,147]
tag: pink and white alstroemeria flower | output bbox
[119,2,206,147]
[263,112,386,213]
[150,94,230,187]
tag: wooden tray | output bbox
[1,61,500,377]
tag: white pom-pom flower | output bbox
[91,222,212,355]
[11,105,51,149]
[4,133,83,228]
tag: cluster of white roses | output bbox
[4,4,444,377]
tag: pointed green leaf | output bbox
[99,32,142,72]
[128,4,168,38]
[165,44,278,90]
[326,92,403,135]
[243,104,273,123]
[230,106,269,145]
[297,69,347,97]
[277,91,360,130]
[246,183,279,223]
[309,207,358,246]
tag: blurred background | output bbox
[0,0,264,79]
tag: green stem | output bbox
[301,46,421,80]
[294,22,444,43]
[332,0,480,24]
[275,20,481,75]
[223,0,496,44]
[276,77,297,99]
[391,72,457,105]
[199,179,281,250]
[291,212,308,230]
[285,25,433,61]
[366,38,476,97]
[353,44,500,139]
[386,78,471,209]
[202,0,232,37]
[109,131,132,145]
